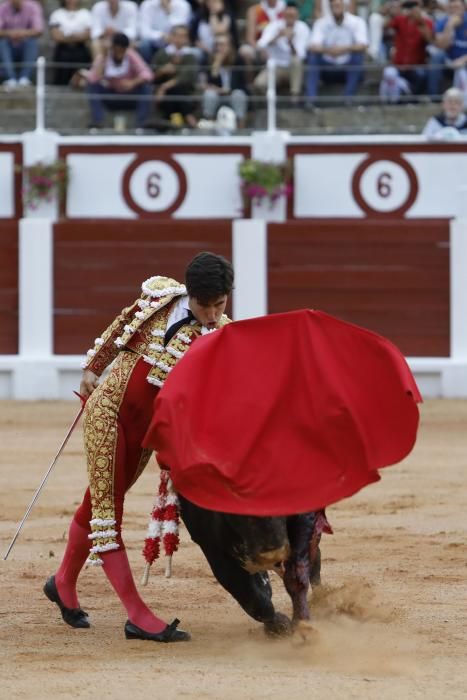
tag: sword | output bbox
[2,392,86,561]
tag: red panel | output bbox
[0,222,18,354]
[53,219,232,354]
[268,219,450,357]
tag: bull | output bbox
[179,496,331,636]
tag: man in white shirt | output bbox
[254,2,310,97]
[91,0,138,56]
[138,0,191,64]
[306,0,368,103]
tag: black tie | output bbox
[164,311,194,345]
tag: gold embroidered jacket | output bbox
[82,275,230,388]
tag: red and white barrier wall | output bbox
[1,132,467,398]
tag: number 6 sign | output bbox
[352,156,418,217]
[122,157,187,217]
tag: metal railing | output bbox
[0,55,447,135]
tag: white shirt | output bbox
[139,0,191,44]
[91,0,138,41]
[422,114,467,139]
[166,295,194,332]
[318,0,354,17]
[257,19,311,65]
[49,7,92,36]
[257,0,286,27]
[309,11,368,64]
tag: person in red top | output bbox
[386,0,433,93]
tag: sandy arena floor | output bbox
[0,399,466,700]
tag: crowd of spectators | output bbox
[1,0,467,129]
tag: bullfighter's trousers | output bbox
[73,351,158,565]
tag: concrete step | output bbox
[0,84,437,135]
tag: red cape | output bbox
[143,310,421,516]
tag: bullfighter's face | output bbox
[189,295,228,329]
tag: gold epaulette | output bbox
[141,276,186,299]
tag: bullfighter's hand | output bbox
[80,369,99,398]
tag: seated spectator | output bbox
[190,0,238,63]
[84,32,153,128]
[201,33,248,126]
[427,0,467,97]
[239,0,286,63]
[368,0,401,62]
[255,1,310,99]
[385,0,433,94]
[379,63,411,100]
[314,0,356,16]
[0,0,43,89]
[91,0,138,57]
[305,0,368,104]
[422,85,467,135]
[49,0,92,86]
[139,0,191,64]
[153,24,198,127]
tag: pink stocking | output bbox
[102,548,167,633]
[55,518,91,609]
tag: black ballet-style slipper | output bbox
[124,618,191,642]
[43,575,90,629]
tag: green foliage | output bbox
[239,160,287,195]
[238,159,293,204]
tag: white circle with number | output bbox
[128,160,180,212]
[358,160,411,213]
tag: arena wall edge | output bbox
[2,131,467,398]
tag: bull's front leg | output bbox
[283,512,318,623]
[199,543,293,637]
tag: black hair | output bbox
[286,1,299,8]
[185,252,234,303]
[112,33,130,48]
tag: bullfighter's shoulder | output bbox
[141,275,186,300]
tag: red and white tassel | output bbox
[142,469,180,585]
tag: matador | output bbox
[44,252,233,642]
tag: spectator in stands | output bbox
[379,62,411,99]
[49,0,92,86]
[239,0,286,63]
[315,0,356,17]
[305,0,368,104]
[427,0,467,97]
[201,33,248,125]
[295,0,317,22]
[385,0,433,94]
[153,24,198,127]
[139,0,191,64]
[368,0,401,62]
[423,85,467,134]
[84,32,153,128]
[0,0,43,89]
[91,0,138,57]
[254,1,310,100]
[190,0,238,63]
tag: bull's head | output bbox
[223,514,290,573]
